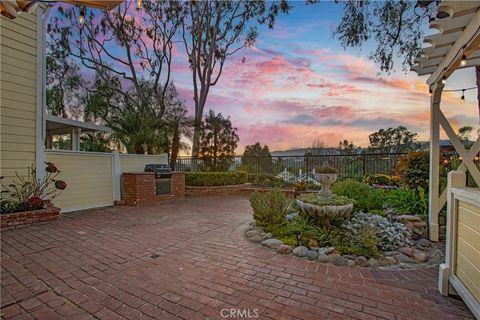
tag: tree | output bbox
[457,126,474,149]
[242,142,272,173]
[80,133,114,152]
[368,126,418,153]
[199,110,239,171]
[48,0,182,152]
[181,1,290,157]
[337,140,360,155]
[333,0,480,118]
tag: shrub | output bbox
[331,180,385,212]
[363,174,394,186]
[314,165,338,174]
[249,188,291,231]
[248,173,293,189]
[185,171,247,186]
[394,151,429,190]
[386,187,428,220]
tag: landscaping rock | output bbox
[318,253,329,263]
[413,250,428,262]
[262,239,283,249]
[346,260,356,267]
[383,251,399,257]
[276,245,293,255]
[396,253,417,263]
[329,254,347,266]
[292,246,309,258]
[416,238,431,250]
[354,256,369,267]
[249,221,256,227]
[395,215,422,223]
[245,229,260,238]
[308,239,319,248]
[286,212,298,222]
[398,246,414,257]
[368,258,379,267]
[248,235,263,243]
[262,233,272,240]
[318,247,335,255]
[382,256,396,265]
[307,250,319,260]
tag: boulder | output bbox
[329,254,347,266]
[368,258,379,267]
[398,246,414,257]
[318,247,335,255]
[262,239,283,249]
[318,253,329,263]
[292,246,309,258]
[346,260,356,267]
[413,250,428,262]
[354,256,369,267]
[276,244,293,255]
[307,250,319,260]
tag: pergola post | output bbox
[428,82,444,241]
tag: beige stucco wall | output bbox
[46,151,114,212]
[456,200,480,302]
[0,12,38,181]
[119,154,168,174]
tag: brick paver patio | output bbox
[0,196,474,319]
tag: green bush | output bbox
[248,173,293,189]
[185,171,247,186]
[331,180,386,212]
[336,225,381,258]
[395,151,429,190]
[386,187,428,220]
[363,174,394,186]
[249,188,291,231]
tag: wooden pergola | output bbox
[412,0,480,242]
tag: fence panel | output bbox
[176,153,408,181]
[46,150,114,212]
[119,153,168,174]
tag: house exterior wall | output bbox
[46,151,114,212]
[0,12,38,182]
[456,200,480,302]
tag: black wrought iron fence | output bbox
[175,153,408,181]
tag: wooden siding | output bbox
[0,12,37,181]
[46,151,114,212]
[456,200,480,302]
[119,154,168,174]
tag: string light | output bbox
[441,75,447,85]
[461,89,465,103]
[79,7,85,24]
[460,55,467,66]
[137,0,142,9]
[444,86,478,103]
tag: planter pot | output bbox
[0,206,60,230]
[313,173,337,197]
[296,199,353,226]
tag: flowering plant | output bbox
[0,162,67,214]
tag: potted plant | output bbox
[0,162,67,229]
[313,162,338,198]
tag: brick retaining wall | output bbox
[0,207,60,230]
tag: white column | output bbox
[112,150,121,202]
[428,83,444,241]
[71,128,81,151]
[438,170,465,296]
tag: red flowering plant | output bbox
[0,162,67,214]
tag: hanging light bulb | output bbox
[137,0,142,9]
[79,7,85,24]
[461,89,465,103]
[441,75,447,85]
[460,55,467,67]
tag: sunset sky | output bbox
[51,1,480,153]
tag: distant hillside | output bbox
[271,147,340,157]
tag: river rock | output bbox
[354,256,369,267]
[307,250,319,260]
[318,253,329,263]
[249,221,256,227]
[293,246,309,258]
[368,258,379,267]
[395,215,422,223]
[262,239,283,249]
[413,250,428,262]
[330,254,347,266]
[399,246,414,257]
[396,253,417,263]
[276,245,293,255]
[245,229,259,238]
[346,260,356,267]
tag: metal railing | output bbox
[175,153,408,181]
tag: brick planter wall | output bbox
[1,207,60,230]
[186,185,318,198]
[122,172,156,206]
[122,172,185,205]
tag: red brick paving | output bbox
[0,196,474,319]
